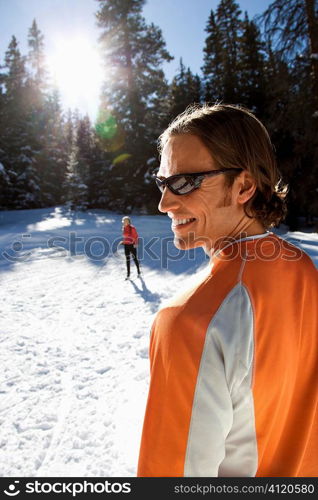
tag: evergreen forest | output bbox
[0,0,317,229]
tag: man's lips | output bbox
[171,217,196,229]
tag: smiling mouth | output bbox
[171,218,196,229]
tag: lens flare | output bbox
[95,115,117,140]
[47,35,103,120]
[95,110,126,152]
[112,153,132,165]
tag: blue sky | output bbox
[0,0,272,119]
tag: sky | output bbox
[0,0,272,120]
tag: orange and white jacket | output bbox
[138,233,318,477]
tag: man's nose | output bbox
[158,187,180,213]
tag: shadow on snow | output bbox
[0,206,208,277]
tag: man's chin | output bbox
[173,236,189,250]
[173,230,216,252]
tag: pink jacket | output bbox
[123,224,138,245]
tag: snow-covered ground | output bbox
[0,207,317,477]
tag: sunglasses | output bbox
[154,168,243,195]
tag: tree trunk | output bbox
[304,0,318,118]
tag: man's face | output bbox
[157,134,243,252]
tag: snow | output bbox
[0,207,317,477]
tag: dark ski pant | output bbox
[124,244,140,276]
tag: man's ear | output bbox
[236,171,257,205]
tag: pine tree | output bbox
[202,10,225,102]
[75,114,103,207]
[96,0,173,211]
[25,19,48,199]
[0,56,11,208]
[166,59,201,121]
[37,89,68,206]
[63,145,88,211]
[1,36,42,208]
[0,29,68,210]
[0,160,11,209]
[27,19,47,90]
[76,115,93,184]
[261,0,317,111]
[261,0,318,221]
[64,109,76,156]
[87,132,112,208]
[289,51,316,224]
[3,36,26,98]
[238,13,267,115]
[218,0,242,102]
[26,21,68,208]
[202,0,242,103]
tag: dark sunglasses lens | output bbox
[169,176,195,194]
[155,175,198,195]
[155,178,165,192]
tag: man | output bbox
[137,104,318,477]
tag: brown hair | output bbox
[159,104,288,228]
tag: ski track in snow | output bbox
[0,209,191,477]
[0,208,317,477]
[1,256,162,476]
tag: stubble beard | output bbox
[173,231,213,251]
[173,233,193,250]
[173,186,234,251]
[219,185,233,209]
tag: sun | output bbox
[47,36,104,120]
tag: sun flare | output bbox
[47,36,104,120]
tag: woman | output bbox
[121,216,141,279]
